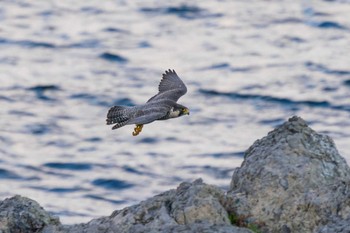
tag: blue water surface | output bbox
[0,0,349,224]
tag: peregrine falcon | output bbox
[106,69,189,136]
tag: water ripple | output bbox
[344,80,350,87]
[305,61,350,76]
[26,123,53,135]
[92,179,134,190]
[70,93,109,106]
[199,89,350,112]
[84,194,125,204]
[0,168,21,179]
[196,152,245,158]
[27,185,88,193]
[43,162,93,171]
[316,21,347,30]
[140,5,222,19]
[201,63,258,72]
[138,137,159,144]
[99,52,128,64]
[27,85,60,101]
[9,110,35,116]
[0,37,56,48]
[259,118,286,126]
[80,6,105,14]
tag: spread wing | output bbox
[147,69,187,103]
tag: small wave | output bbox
[27,84,60,101]
[28,185,87,193]
[201,63,258,72]
[122,166,145,175]
[99,52,128,64]
[64,39,101,49]
[0,37,56,48]
[48,187,87,193]
[199,89,350,112]
[316,21,347,30]
[84,194,125,204]
[140,5,222,20]
[305,61,350,76]
[103,27,129,33]
[282,36,306,43]
[0,56,17,65]
[0,168,21,179]
[138,137,159,144]
[259,118,286,126]
[138,41,152,48]
[273,17,303,24]
[46,140,73,148]
[0,37,104,50]
[37,10,55,17]
[85,137,102,142]
[78,147,96,152]
[196,152,245,158]
[122,165,157,177]
[205,63,230,70]
[8,110,36,116]
[92,178,134,190]
[24,165,73,178]
[70,93,110,106]
[80,6,104,14]
[344,80,350,87]
[25,123,52,135]
[0,95,13,102]
[322,86,338,92]
[27,85,60,92]
[43,162,93,171]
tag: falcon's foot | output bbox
[132,124,143,136]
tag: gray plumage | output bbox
[106,69,189,132]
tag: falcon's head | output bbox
[169,104,190,118]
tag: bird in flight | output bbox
[106,69,189,136]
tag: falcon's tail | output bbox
[106,106,130,130]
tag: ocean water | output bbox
[0,0,349,224]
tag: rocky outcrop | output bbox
[227,116,350,233]
[65,179,252,233]
[1,116,349,233]
[0,182,252,233]
[0,195,60,233]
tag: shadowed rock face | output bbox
[227,116,350,233]
[0,195,60,233]
[66,179,252,233]
[1,116,350,233]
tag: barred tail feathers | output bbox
[106,106,130,130]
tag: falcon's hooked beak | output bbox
[182,108,190,115]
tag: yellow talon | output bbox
[132,124,143,136]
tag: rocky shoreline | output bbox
[1,116,349,233]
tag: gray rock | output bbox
[67,179,252,233]
[227,116,350,233]
[0,181,252,233]
[317,216,350,233]
[0,195,60,233]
